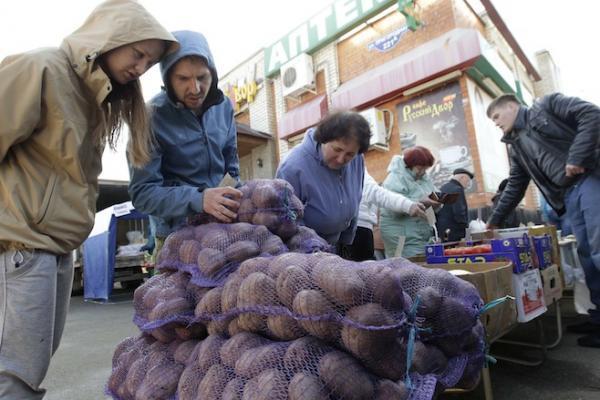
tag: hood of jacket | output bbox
[60,0,178,107]
[0,0,177,254]
[159,30,224,111]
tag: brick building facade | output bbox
[220,0,551,212]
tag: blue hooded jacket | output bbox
[276,129,364,245]
[128,31,239,237]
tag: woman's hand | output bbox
[420,197,441,209]
[408,202,427,219]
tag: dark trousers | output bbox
[345,226,375,261]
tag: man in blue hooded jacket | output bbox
[129,31,242,249]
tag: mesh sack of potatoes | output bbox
[189,252,484,386]
[107,334,194,400]
[187,179,304,240]
[284,226,334,254]
[156,222,288,287]
[132,271,208,342]
[174,332,440,400]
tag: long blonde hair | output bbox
[103,79,153,168]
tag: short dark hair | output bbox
[403,146,435,168]
[313,111,372,154]
[486,93,520,117]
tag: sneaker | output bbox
[566,320,600,334]
[577,333,600,348]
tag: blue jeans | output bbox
[566,174,600,323]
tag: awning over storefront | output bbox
[331,28,513,110]
[278,94,328,139]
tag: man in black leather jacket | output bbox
[486,93,600,348]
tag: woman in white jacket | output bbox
[346,168,427,261]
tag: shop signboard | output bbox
[396,81,476,190]
[264,0,396,76]
[367,26,409,52]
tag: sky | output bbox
[1,0,599,180]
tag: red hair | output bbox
[403,146,435,168]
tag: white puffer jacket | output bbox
[358,169,415,230]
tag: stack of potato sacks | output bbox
[107,179,486,400]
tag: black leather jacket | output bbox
[489,93,600,226]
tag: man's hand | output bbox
[203,187,242,223]
[408,202,427,219]
[565,164,585,177]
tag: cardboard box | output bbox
[512,268,547,322]
[420,262,517,342]
[528,225,561,268]
[541,264,563,305]
[425,236,533,273]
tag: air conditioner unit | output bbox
[360,107,387,146]
[281,53,315,97]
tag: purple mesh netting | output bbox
[187,179,304,240]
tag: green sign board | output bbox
[264,0,396,76]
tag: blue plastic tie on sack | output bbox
[404,295,422,389]
[479,295,515,315]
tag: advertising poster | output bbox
[396,82,476,191]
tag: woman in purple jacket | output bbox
[276,111,370,254]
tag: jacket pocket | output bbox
[34,173,58,226]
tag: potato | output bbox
[208,319,230,336]
[411,341,448,375]
[234,343,286,379]
[238,257,272,278]
[241,377,260,400]
[135,361,183,400]
[341,303,397,361]
[225,240,261,263]
[276,220,298,240]
[124,357,148,398]
[269,253,312,275]
[179,240,201,264]
[107,365,126,395]
[142,286,163,311]
[253,369,288,400]
[222,377,244,400]
[199,228,230,249]
[195,287,223,317]
[112,337,136,368]
[221,274,244,312]
[275,265,313,308]
[186,283,211,304]
[292,290,340,341]
[196,335,226,373]
[267,315,305,341]
[237,198,255,223]
[159,287,187,302]
[367,268,406,310]
[251,184,279,208]
[318,351,375,400]
[220,332,269,368]
[363,339,407,381]
[375,380,409,400]
[148,297,191,321]
[197,248,227,277]
[227,318,244,337]
[416,286,442,318]
[311,261,365,307]
[174,339,201,364]
[177,364,204,400]
[283,336,331,373]
[260,236,286,255]
[237,272,277,332]
[288,372,328,400]
[197,363,231,399]
[252,211,279,228]
[150,326,176,343]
